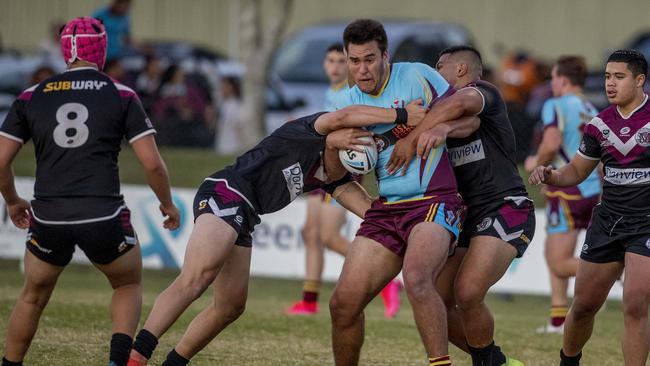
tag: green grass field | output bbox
[0,259,627,365]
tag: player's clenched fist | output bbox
[528,165,554,185]
[160,203,181,230]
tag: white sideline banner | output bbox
[0,177,623,299]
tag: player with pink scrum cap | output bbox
[0,17,180,366]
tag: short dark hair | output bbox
[343,19,388,54]
[326,43,344,54]
[607,49,648,80]
[439,45,483,64]
[555,55,587,87]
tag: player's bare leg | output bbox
[169,245,251,361]
[454,236,516,363]
[320,203,349,256]
[95,244,143,336]
[330,236,402,366]
[540,232,578,333]
[129,214,238,362]
[402,222,452,359]
[287,195,324,315]
[436,247,469,352]
[621,252,650,366]
[561,259,622,361]
[3,250,64,363]
[94,244,143,365]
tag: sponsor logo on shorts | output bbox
[645,238,650,250]
[43,80,108,92]
[117,241,127,252]
[282,162,304,201]
[235,215,243,225]
[519,233,530,244]
[445,210,456,226]
[635,128,650,147]
[582,243,589,252]
[549,212,559,226]
[448,139,485,167]
[28,237,52,254]
[476,217,492,232]
[198,199,208,210]
[604,166,650,185]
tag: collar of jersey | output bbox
[65,66,99,72]
[369,64,392,98]
[616,93,648,120]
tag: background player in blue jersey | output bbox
[525,56,601,334]
[0,17,179,366]
[329,20,480,366]
[530,50,650,366]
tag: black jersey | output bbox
[0,67,155,223]
[579,95,650,216]
[446,80,528,208]
[213,112,349,215]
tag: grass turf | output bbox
[0,259,626,365]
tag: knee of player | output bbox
[214,299,247,323]
[20,281,56,308]
[570,298,602,319]
[329,290,360,321]
[403,271,435,302]
[453,281,486,310]
[179,270,218,299]
[623,295,650,320]
[301,225,321,246]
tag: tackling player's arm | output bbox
[131,135,180,230]
[387,87,484,174]
[331,181,373,218]
[0,138,30,229]
[529,154,599,187]
[313,99,425,135]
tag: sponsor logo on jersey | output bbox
[476,217,492,232]
[620,126,631,136]
[635,128,650,147]
[604,166,650,185]
[282,162,304,201]
[602,129,610,138]
[374,135,389,153]
[43,80,108,92]
[448,139,485,167]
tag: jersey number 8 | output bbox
[54,103,89,148]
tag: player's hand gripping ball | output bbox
[338,136,378,175]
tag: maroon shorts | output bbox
[356,195,466,257]
[545,186,599,234]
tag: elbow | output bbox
[144,161,167,176]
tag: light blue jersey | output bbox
[542,94,601,197]
[337,62,456,203]
[324,82,350,112]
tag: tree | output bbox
[238,0,294,147]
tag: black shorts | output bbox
[26,207,137,266]
[457,195,536,258]
[580,204,650,263]
[193,174,260,247]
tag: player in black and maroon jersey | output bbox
[388,46,533,366]
[127,102,427,366]
[530,49,650,366]
[0,17,180,366]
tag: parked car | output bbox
[270,20,475,113]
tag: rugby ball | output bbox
[338,136,378,175]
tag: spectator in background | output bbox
[93,0,132,59]
[104,58,127,82]
[135,54,162,113]
[29,66,55,85]
[215,76,243,154]
[153,65,214,147]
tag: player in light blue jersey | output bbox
[329,19,479,366]
[525,56,602,334]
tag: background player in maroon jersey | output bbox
[530,49,650,366]
[0,17,179,366]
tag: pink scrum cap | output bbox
[60,17,107,70]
